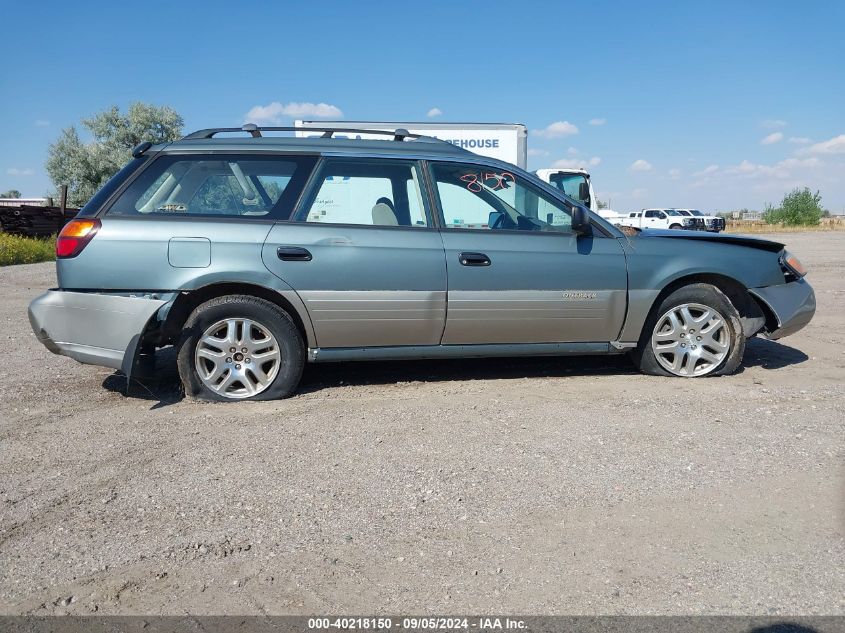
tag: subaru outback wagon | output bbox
[29,125,816,400]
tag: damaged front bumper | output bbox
[749,278,816,340]
[28,290,174,375]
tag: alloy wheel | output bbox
[650,302,730,377]
[194,318,281,398]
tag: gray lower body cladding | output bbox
[748,278,816,340]
[27,278,815,374]
[28,290,171,374]
[308,342,615,363]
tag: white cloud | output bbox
[760,132,784,145]
[567,146,578,156]
[527,148,549,157]
[691,157,823,187]
[761,119,787,128]
[629,159,653,172]
[588,118,606,126]
[244,101,343,124]
[532,120,579,138]
[693,164,720,177]
[426,107,442,118]
[668,168,681,179]
[803,134,845,155]
[631,188,648,198]
[6,168,34,176]
[788,137,811,144]
[34,119,50,127]
[552,156,601,169]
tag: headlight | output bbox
[780,250,808,278]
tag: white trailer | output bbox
[295,121,528,169]
[295,122,602,216]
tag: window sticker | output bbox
[459,171,515,193]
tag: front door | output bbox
[427,161,627,345]
[262,158,447,348]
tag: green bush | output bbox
[0,233,56,266]
[763,187,826,226]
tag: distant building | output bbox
[730,209,763,220]
[0,197,49,207]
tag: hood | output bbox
[630,229,784,253]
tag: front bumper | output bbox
[749,278,816,340]
[28,290,170,374]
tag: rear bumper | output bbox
[28,290,170,373]
[749,278,816,340]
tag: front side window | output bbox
[430,162,573,232]
[107,154,316,219]
[298,159,429,227]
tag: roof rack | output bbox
[182,124,442,144]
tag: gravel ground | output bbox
[0,232,843,615]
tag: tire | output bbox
[669,223,683,230]
[177,295,305,401]
[631,283,745,378]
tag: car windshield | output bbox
[665,210,682,216]
[690,210,705,216]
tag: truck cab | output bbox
[534,168,597,212]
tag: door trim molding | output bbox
[307,341,615,363]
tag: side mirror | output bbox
[578,181,591,206]
[571,206,592,235]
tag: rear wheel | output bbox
[632,284,745,377]
[177,295,305,401]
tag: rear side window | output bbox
[106,154,317,219]
[297,159,430,227]
[77,157,147,217]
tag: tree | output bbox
[45,103,184,207]
[1,189,21,198]
[596,198,609,210]
[763,187,826,226]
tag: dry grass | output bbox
[0,233,55,266]
[725,218,845,234]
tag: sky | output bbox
[1,0,843,213]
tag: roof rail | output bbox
[182,124,446,144]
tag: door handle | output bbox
[458,252,491,266]
[277,246,312,261]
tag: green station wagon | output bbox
[28,125,816,400]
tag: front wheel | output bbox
[177,295,305,401]
[632,284,745,377]
[669,223,683,230]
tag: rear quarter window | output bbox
[105,154,316,220]
[76,156,147,217]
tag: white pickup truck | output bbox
[674,208,726,232]
[598,208,697,231]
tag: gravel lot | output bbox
[1,231,843,615]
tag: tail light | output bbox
[56,219,101,258]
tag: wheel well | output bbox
[151,283,309,347]
[652,273,774,331]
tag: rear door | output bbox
[428,161,627,344]
[262,158,447,348]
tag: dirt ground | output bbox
[0,232,843,615]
